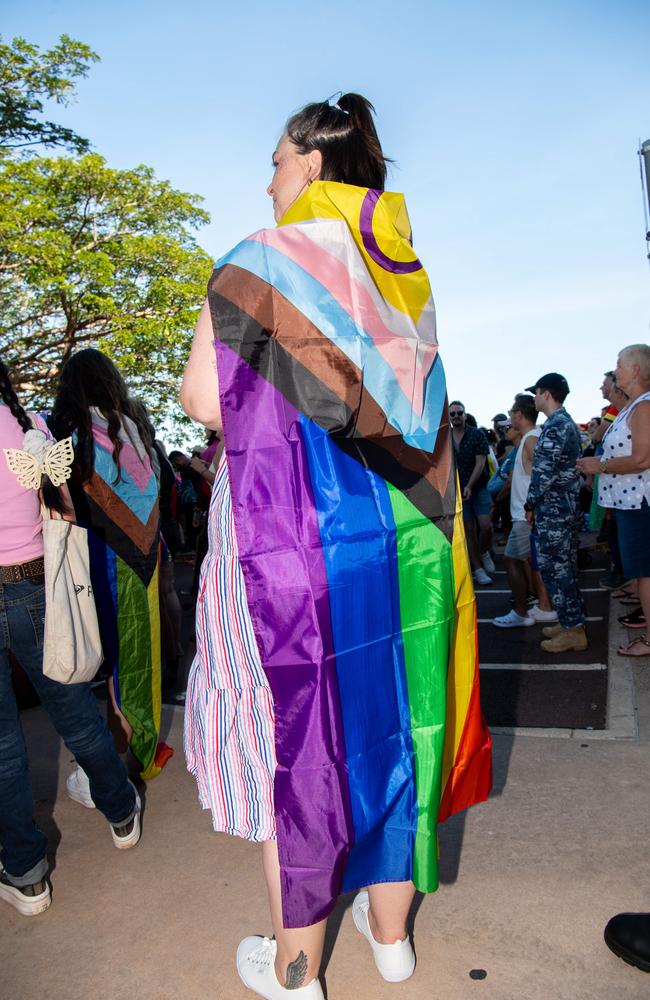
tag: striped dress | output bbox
[184,453,277,841]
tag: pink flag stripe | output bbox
[249,227,438,418]
[92,423,153,491]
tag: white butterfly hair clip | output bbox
[4,431,74,491]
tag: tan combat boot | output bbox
[541,625,588,653]
[542,624,564,639]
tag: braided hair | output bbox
[50,349,152,484]
[0,358,67,513]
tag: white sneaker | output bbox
[110,790,141,850]
[66,767,95,809]
[473,568,493,586]
[481,552,496,574]
[236,936,324,998]
[0,865,51,917]
[492,609,535,628]
[528,603,558,623]
[352,890,416,983]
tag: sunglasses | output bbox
[449,410,464,417]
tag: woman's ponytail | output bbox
[285,92,390,191]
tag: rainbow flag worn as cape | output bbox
[74,411,162,779]
[209,181,492,928]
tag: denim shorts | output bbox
[462,485,492,521]
[504,520,532,560]
[615,499,650,579]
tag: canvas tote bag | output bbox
[42,507,103,684]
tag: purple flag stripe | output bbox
[215,339,355,928]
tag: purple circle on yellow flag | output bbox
[359,190,423,274]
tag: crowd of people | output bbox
[455,351,650,659]
[1,90,649,997]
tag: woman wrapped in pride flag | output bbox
[182,93,492,1000]
[51,350,168,783]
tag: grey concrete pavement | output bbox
[1,616,649,1000]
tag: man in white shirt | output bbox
[493,394,557,628]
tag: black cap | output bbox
[492,412,508,422]
[525,372,570,395]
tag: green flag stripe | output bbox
[387,484,455,890]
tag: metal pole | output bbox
[640,139,650,261]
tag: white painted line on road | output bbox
[479,662,607,671]
[488,567,603,575]
[477,616,604,623]
[477,588,608,594]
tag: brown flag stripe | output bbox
[209,264,453,499]
[85,473,159,555]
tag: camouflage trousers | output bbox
[534,514,585,629]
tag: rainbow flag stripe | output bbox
[210,182,491,927]
[76,417,162,779]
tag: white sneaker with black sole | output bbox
[236,935,324,998]
[66,766,95,809]
[0,865,51,917]
[352,890,416,982]
[492,609,535,628]
[111,790,142,850]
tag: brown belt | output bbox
[0,557,45,583]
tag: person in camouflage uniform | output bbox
[523,373,587,652]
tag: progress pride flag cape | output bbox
[208,181,492,927]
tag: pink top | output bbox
[0,405,51,565]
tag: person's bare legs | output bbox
[477,513,494,559]
[367,881,416,944]
[465,516,481,572]
[533,570,553,612]
[504,555,529,617]
[261,839,326,988]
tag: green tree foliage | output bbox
[0,154,212,426]
[0,34,100,154]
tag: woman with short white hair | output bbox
[577,343,650,655]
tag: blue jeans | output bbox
[0,577,136,886]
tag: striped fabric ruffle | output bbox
[184,454,276,841]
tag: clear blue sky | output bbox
[5,0,650,430]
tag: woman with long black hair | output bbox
[0,358,141,917]
[51,349,170,785]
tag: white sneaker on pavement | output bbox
[0,865,51,917]
[481,551,496,574]
[473,568,493,586]
[492,609,535,628]
[528,603,558,623]
[110,790,142,850]
[66,767,95,809]
[236,936,324,999]
[352,890,416,983]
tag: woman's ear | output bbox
[307,149,323,182]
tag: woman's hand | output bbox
[576,457,601,475]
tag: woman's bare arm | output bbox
[180,300,222,431]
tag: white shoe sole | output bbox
[111,792,141,850]
[492,619,534,628]
[0,880,51,917]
